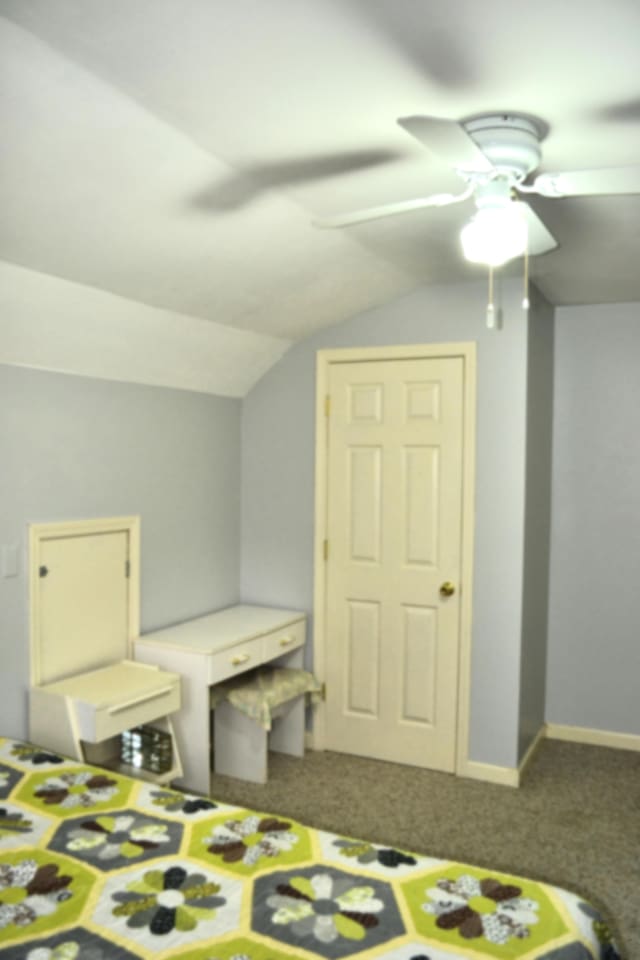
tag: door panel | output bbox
[401,604,437,725]
[349,446,382,562]
[346,600,380,716]
[324,356,464,771]
[37,531,130,685]
[403,445,439,566]
[349,383,383,423]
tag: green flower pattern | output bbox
[34,772,118,810]
[111,865,226,935]
[0,807,34,838]
[333,839,417,869]
[0,858,72,932]
[9,744,64,767]
[205,814,298,866]
[421,873,540,944]
[266,872,384,944]
[66,814,171,861]
[148,788,217,816]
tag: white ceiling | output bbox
[1,0,639,350]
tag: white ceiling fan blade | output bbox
[314,188,472,228]
[397,115,495,174]
[517,202,558,256]
[532,164,640,198]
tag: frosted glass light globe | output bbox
[461,205,528,267]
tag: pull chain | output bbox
[486,236,528,327]
[522,244,530,310]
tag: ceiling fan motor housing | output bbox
[464,114,543,181]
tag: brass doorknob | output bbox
[440,581,456,597]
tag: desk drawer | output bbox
[262,619,305,662]
[207,636,264,684]
[75,679,181,743]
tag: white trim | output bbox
[311,342,477,776]
[29,516,140,686]
[310,350,331,752]
[455,725,547,789]
[518,724,547,781]
[454,345,477,776]
[308,721,639,787]
[460,760,520,788]
[546,722,640,752]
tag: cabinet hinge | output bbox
[125,559,130,579]
[324,394,330,417]
[320,682,326,701]
[323,539,329,562]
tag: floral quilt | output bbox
[0,737,620,960]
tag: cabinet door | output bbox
[32,524,133,685]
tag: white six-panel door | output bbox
[323,355,465,771]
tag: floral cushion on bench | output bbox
[209,666,322,729]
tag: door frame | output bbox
[311,342,476,776]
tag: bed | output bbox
[0,737,620,959]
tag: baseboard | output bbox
[518,724,547,781]
[546,722,640,752]
[459,760,520,788]
[459,722,549,789]
[304,722,639,785]
[307,733,522,788]
[307,736,533,788]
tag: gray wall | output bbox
[0,364,241,740]
[241,278,532,768]
[546,303,640,734]
[518,289,554,760]
[6,295,637,762]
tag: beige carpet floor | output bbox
[208,738,639,958]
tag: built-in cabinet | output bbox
[28,517,182,782]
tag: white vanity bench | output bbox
[133,604,307,794]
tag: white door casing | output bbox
[313,343,476,775]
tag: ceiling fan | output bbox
[314,113,640,267]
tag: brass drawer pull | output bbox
[231,653,250,666]
[279,636,295,647]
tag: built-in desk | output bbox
[28,516,183,784]
[133,605,306,794]
[29,660,182,783]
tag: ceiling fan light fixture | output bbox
[460,204,528,267]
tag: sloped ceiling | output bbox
[1,0,639,394]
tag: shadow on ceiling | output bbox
[588,97,640,124]
[188,148,405,211]
[338,0,479,89]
